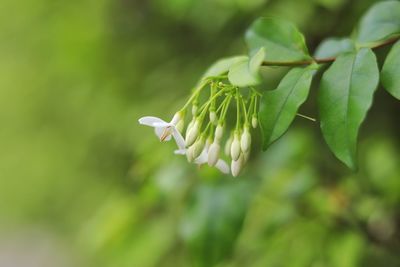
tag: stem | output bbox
[241,97,248,125]
[261,36,399,67]
[181,81,209,111]
[235,88,240,130]
[296,113,316,122]
[219,95,232,123]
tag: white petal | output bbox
[215,159,230,174]
[153,121,172,128]
[138,116,166,126]
[174,149,186,155]
[194,149,208,165]
[172,128,186,149]
[155,127,171,141]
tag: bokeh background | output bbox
[1,0,400,266]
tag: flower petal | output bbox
[155,127,171,141]
[215,159,230,174]
[138,116,166,127]
[172,128,185,149]
[174,149,186,155]
[153,122,172,127]
[194,149,208,165]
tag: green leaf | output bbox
[314,38,356,58]
[228,48,265,87]
[245,18,311,62]
[381,40,400,100]
[182,182,252,266]
[319,48,379,169]
[202,55,247,79]
[249,47,265,74]
[259,65,317,150]
[356,1,400,44]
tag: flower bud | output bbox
[209,111,217,124]
[206,137,213,150]
[208,142,220,166]
[176,119,184,133]
[192,136,205,159]
[240,127,251,152]
[230,133,241,161]
[224,135,233,156]
[186,145,195,162]
[186,119,194,134]
[185,119,200,147]
[244,149,250,163]
[215,124,224,141]
[252,116,258,128]
[192,105,198,116]
[171,112,181,125]
[231,154,244,177]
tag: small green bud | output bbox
[192,105,198,116]
[209,111,217,124]
[252,116,258,128]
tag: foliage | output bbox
[0,0,400,267]
[195,0,400,169]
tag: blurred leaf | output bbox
[319,48,379,169]
[181,181,252,267]
[245,18,311,62]
[228,48,265,87]
[259,65,317,150]
[328,232,364,267]
[202,56,248,79]
[356,1,400,44]
[314,38,356,58]
[381,40,400,100]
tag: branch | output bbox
[261,36,400,67]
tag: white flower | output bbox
[230,133,241,161]
[138,114,185,150]
[240,127,251,152]
[175,147,229,174]
[231,153,244,177]
[207,141,220,166]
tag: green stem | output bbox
[181,81,209,111]
[261,36,399,67]
[235,88,240,130]
[241,97,248,125]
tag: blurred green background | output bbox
[1,0,400,266]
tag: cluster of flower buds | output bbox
[139,77,260,177]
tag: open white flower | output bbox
[175,147,229,174]
[138,114,185,150]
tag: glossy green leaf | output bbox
[181,182,252,266]
[202,55,247,79]
[381,40,400,100]
[245,18,311,62]
[314,38,356,58]
[228,48,265,87]
[356,1,400,44]
[259,66,317,150]
[319,48,379,169]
